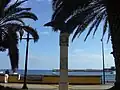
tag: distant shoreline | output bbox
[0,68,115,72]
[52,69,115,72]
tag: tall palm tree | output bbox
[0,0,39,72]
[45,0,120,89]
[44,1,92,90]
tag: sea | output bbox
[0,69,115,84]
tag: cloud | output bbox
[26,51,114,70]
[69,48,114,69]
[25,55,59,69]
[48,0,52,2]
[18,46,114,70]
[36,0,44,2]
[40,32,49,35]
[36,0,52,2]
[72,49,84,54]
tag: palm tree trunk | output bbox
[106,0,120,89]
[8,30,19,72]
[59,32,69,90]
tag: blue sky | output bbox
[0,0,115,70]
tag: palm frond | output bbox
[51,3,63,21]
[6,0,28,13]
[93,13,105,37]
[51,0,91,23]
[84,10,106,41]
[0,0,10,9]
[19,29,24,41]
[84,19,98,41]
[0,30,9,49]
[101,17,108,40]
[0,22,22,29]
[44,20,65,31]
[65,14,86,34]
[70,1,106,41]
[52,0,62,10]
[12,12,38,21]
[72,10,99,41]
[107,26,111,43]
[22,26,39,42]
[2,18,25,25]
[65,5,100,34]
[5,7,31,16]
[0,47,6,51]
[0,0,11,17]
[48,0,107,42]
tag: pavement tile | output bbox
[0,83,113,90]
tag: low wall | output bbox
[5,75,101,85]
[0,74,4,82]
[42,75,101,85]
[8,74,21,83]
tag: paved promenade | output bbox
[0,83,113,90]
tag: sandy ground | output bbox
[0,83,114,90]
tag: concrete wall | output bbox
[2,75,101,84]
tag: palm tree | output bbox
[0,0,39,72]
[44,1,92,90]
[44,0,120,89]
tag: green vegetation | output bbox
[0,0,39,72]
[45,0,120,89]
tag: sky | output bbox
[0,0,115,70]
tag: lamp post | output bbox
[22,33,33,89]
[101,39,105,84]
